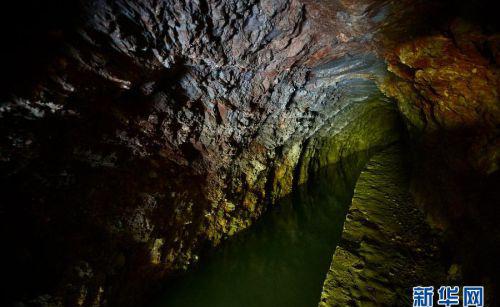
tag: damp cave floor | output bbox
[319,145,449,306]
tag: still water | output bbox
[153,155,367,307]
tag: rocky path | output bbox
[319,145,448,306]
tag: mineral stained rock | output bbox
[0,0,401,305]
[0,0,498,306]
[381,16,500,302]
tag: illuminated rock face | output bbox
[0,1,400,305]
[0,0,498,306]
[381,18,500,300]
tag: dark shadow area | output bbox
[408,126,500,306]
[0,0,81,99]
[0,53,204,307]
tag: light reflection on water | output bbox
[153,151,371,307]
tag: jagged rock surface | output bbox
[0,1,399,305]
[0,0,498,306]
[381,16,500,301]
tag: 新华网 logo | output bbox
[412,285,484,307]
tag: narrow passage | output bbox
[319,145,448,306]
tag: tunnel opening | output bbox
[149,90,413,306]
[1,0,499,306]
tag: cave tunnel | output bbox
[0,0,499,306]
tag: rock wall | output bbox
[0,0,498,306]
[380,12,500,304]
[0,1,404,305]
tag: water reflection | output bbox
[153,150,372,307]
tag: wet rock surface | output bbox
[0,0,498,306]
[0,1,400,305]
[319,146,449,306]
[152,88,403,307]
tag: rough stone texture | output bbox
[0,0,498,306]
[380,16,500,305]
[0,1,402,306]
[151,93,403,307]
[319,146,448,307]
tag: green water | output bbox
[153,155,368,307]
